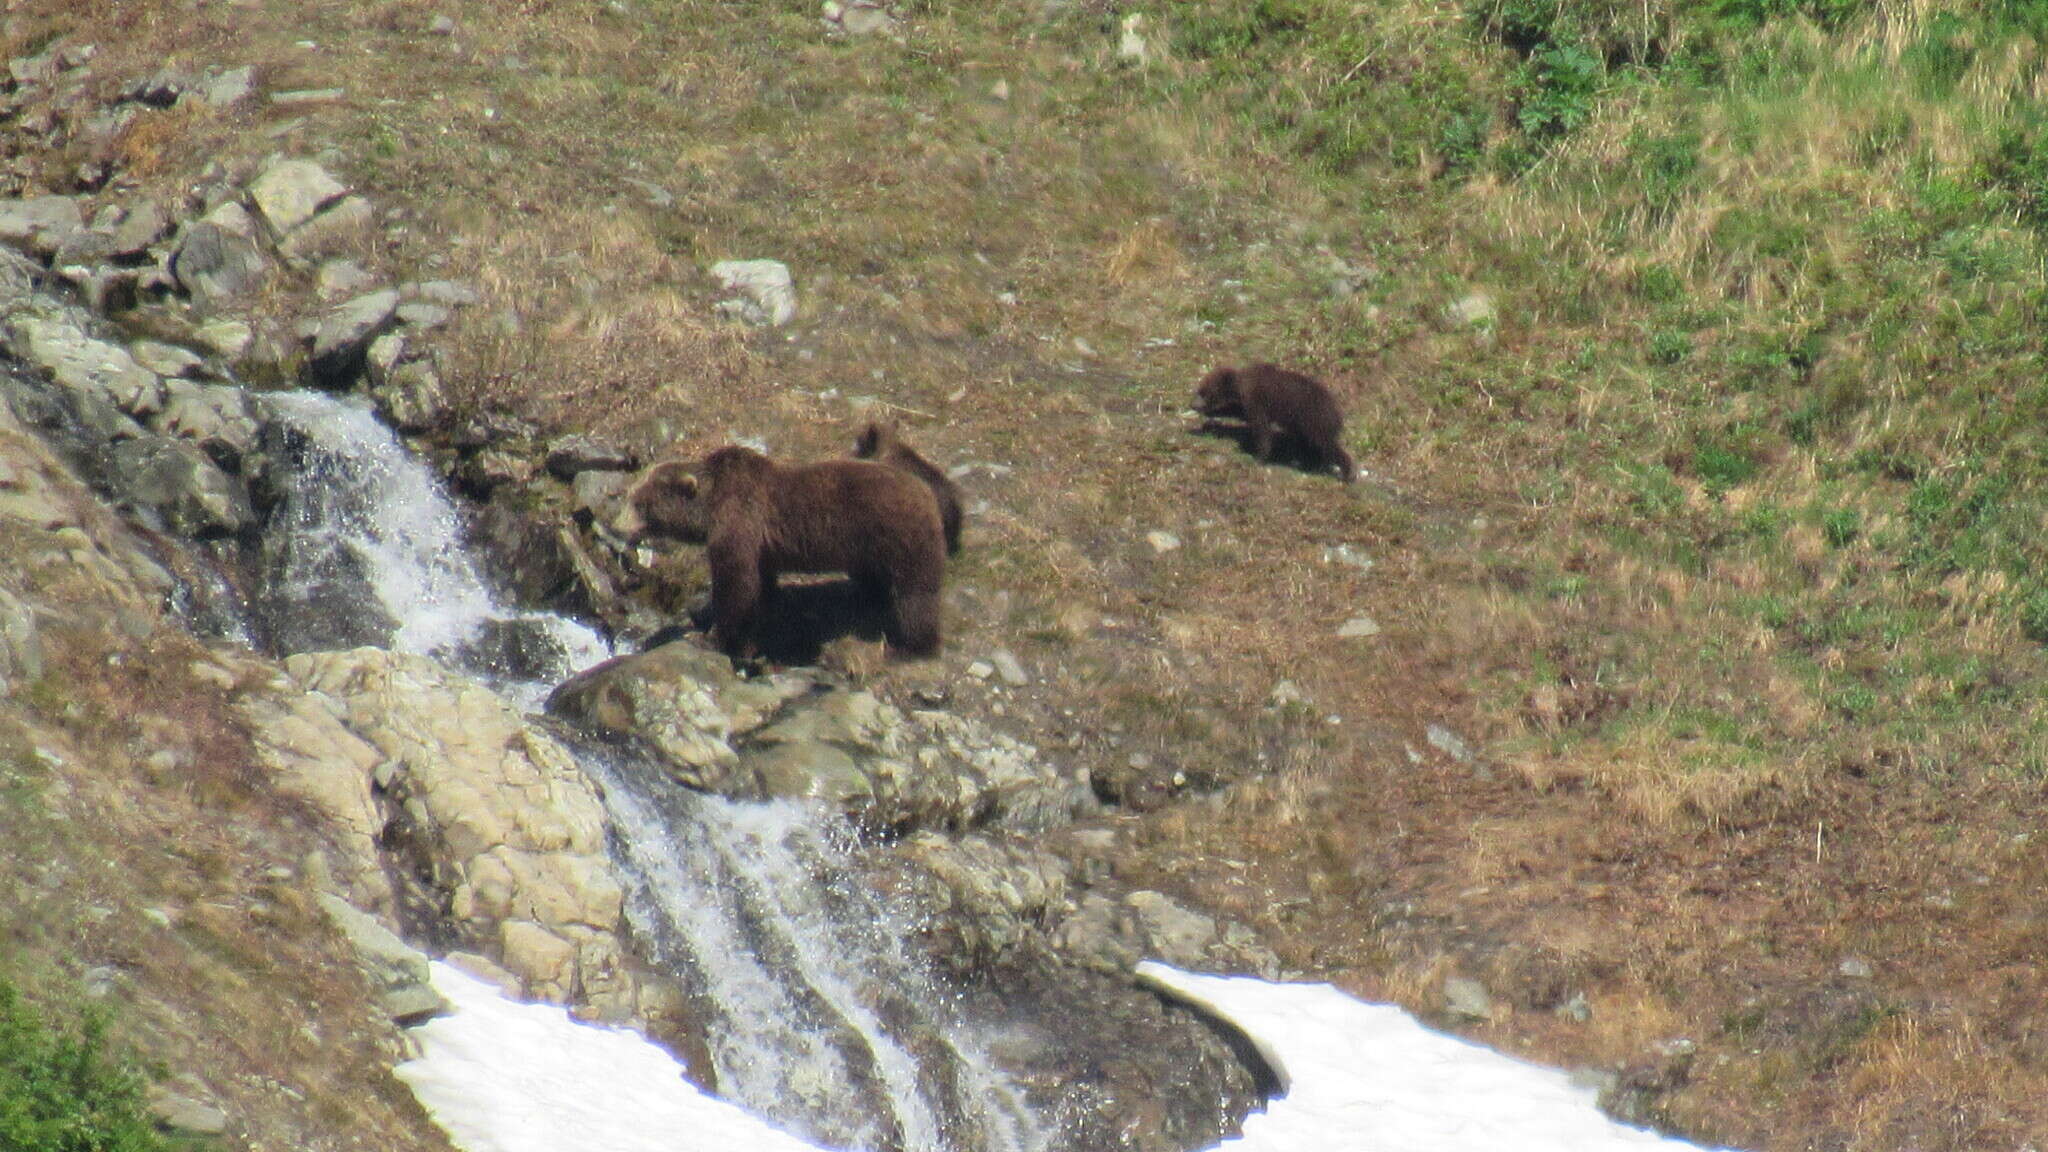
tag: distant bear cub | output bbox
[1194,363,1356,483]
[613,445,947,658]
[851,418,963,555]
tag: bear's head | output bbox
[612,460,708,543]
[1193,367,1242,417]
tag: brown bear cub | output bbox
[851,419,963,555]
[613,445,946,658]
[1194,363,1356,483]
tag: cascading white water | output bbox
[257,389,1045,1152]
[584,751,1043,1152]
[259,391,610,697]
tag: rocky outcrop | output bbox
[548,641,1090,833]
[262,647,648,1020]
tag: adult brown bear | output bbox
[612,445,946,658]
[851,418,963,555]
[1194,363,1356,483]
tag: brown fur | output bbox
[1194,363,1356,483]
[614,445,946,658]
[851,419,963,555]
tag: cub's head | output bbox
[851,418,899,460]
[611,460,708,544]
[1193,367,1242,416]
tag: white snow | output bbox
[400,959,1737,1152]
[1136,963,1733,1152]
[395,962,821,1152]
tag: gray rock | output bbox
[305,289,400,389]
[1443,975,1492,1020]
[1126,890,1219,966]
[429,14,459,35]
[365,333,407,388]
[549,644,1078,831]
[1336,615,1381,639]
[278,195,374,261]
[821,0,900,37]
[0,196,83,260]
[270,87,346,106]
[1838,956,1874,980]
[966,661,994,680]
[989,649,1029,686]
[1446,291,1496,330]
[170,222,269,303]
[0,247,40,309]
[396,300,451,330]
[147,1076,228,1136]
[106,201,168,260]
[1145,530,1180,553]
[1322,543,1374,571]
[316,258,380,300]
[1117,13,1150,63]
[370,359,447,433]
[123,67,192,107]
[248,158,347,236]
[1556,992,1592,1023]
[709,259,796,327]
[1426,723,1475,764]
[193,318,254,361]
[572,470,630,518]
[156,381,260,472]
[113,340,194,391]
[318,894,450,1024]
[203,66,256,109]
[10,315,166,416]
[110,437,253,537]
[406,279,481,308]
[545,434,637,479]
[0,587,42,694]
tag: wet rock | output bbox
[0,196,83,260]
[9,314,166,416]
[280,649,638,1017]
[369,355,447,434]
[710,259,796,327]
[319,894,450,1024]
[304,288,399,389]
[155,380,260,472]
[548,643,1081,831]
[109,436,253,537]
[545,434,637,479]
[248,158,348,236]
[891,832,1070,968]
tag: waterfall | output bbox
[254,389,1045,1152]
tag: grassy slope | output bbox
[14,0,2048,1148]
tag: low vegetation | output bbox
[11,0,2048,1146]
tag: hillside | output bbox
[6,0,2048,1148]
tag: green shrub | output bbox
[2020,586,2048,642]
[1823,507,1861,547]
[0,980,176,1152]
[1649,328,1692,364]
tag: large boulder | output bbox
[248,159,348,237]
[277,648,641,1018]
[548,642,1087,832]
[304,288,399,389]
[108,436,254,537]
[9,313,166,416]
[0,196,82,259]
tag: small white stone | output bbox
[1145,531,1180,554]
[1337,615,1381,639]
[966,661,994,680]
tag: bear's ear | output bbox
[678,472,699,498]
[853,422,880,456]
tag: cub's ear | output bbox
[680,473,699,498]
[649,461,699,497]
